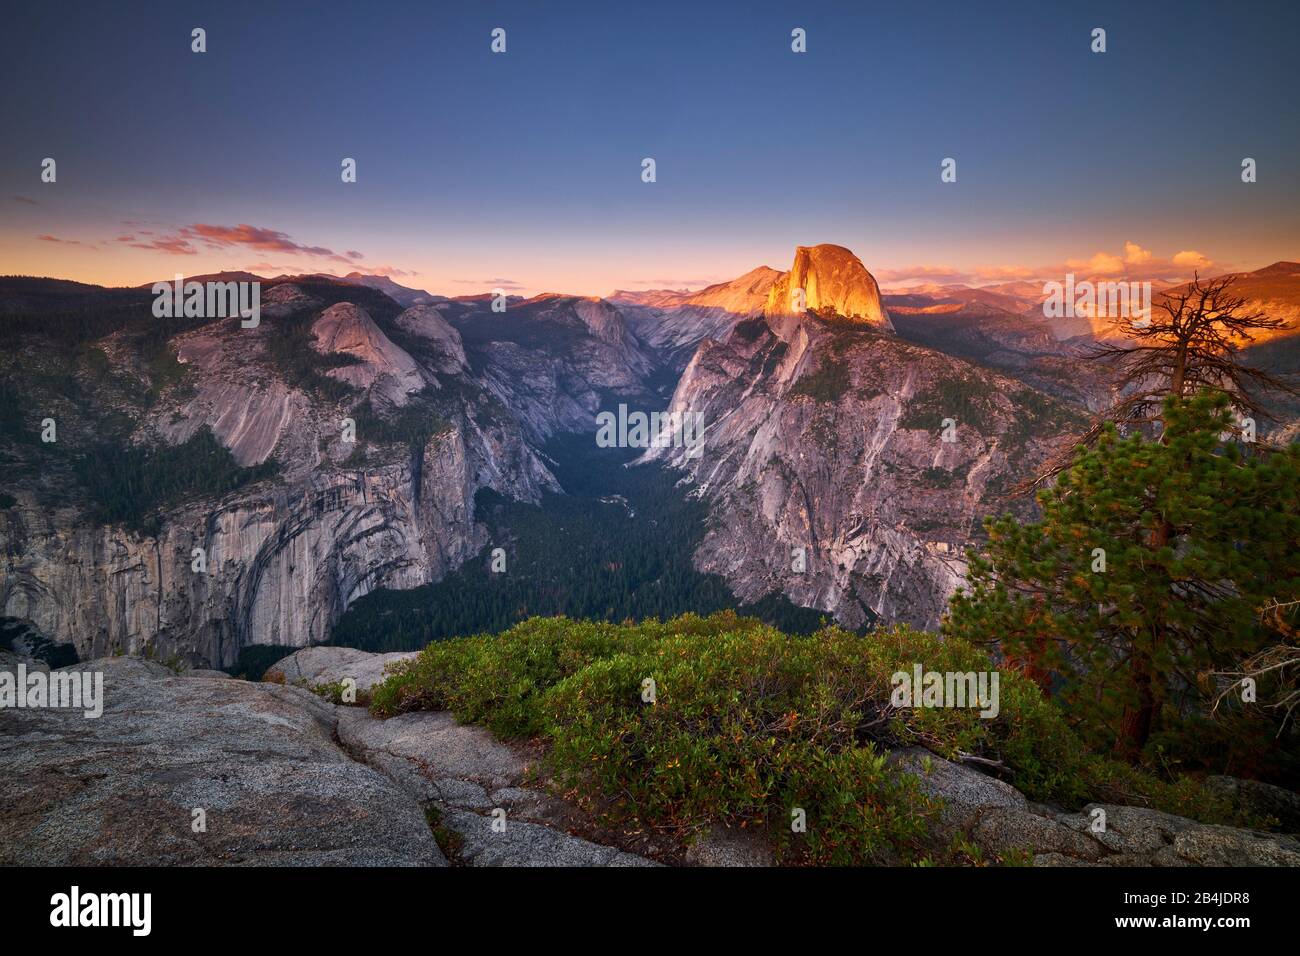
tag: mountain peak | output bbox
[1253,261,1300,276]
[310,302,426,402]
[765,244,893,330]
[337,272,441,308]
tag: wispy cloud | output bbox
[361,265,417,278]
[116,233,199,255]
[94,221,420,279]
[875,265,970,285]
[619,276,726,290]
[453,277,525,290]
[187,223,360,263]
[37,234,94,248]
[102,222,370,266]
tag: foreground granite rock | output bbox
[1205,774,1300,833]
[265,645,417,692]
[4,649,1295,868]
[0,657,446,866]
[335,706,659,865]
[439,809,657,867]
[890,747,1300,867]
[0,652,658,867]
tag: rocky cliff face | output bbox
[616,247,896,371]
[0,248,1097,661]
[642,285,1081,630]
[393,304,468,373]
[309,302,429,403]
[443,293,660,443]
[0,279,555,667]
[612,267,781,370]
[0,425,545,667]
[886,297,1114,411]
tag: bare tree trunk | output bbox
[1118,518,1170,759]
[1116,655,1156,759]
[1171,341,1187,399]
[1012,635,1054,694]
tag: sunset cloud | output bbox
[37,234,93,248]
[876,241,1225,293]
[100,223,372,267]
[88,221,420,279]
[117,234,199,255]
[186,224,363,264]
[1172,250,1213,270]
[1067,251,1126,275]
[1123,241,1153,265]
[1059,243,1218,283]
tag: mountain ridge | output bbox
[2,244,1295,665]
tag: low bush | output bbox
[370,612,1253,862]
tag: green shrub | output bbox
[844,623,1090,806]
[370,612,1254,862]
[369,614,727,735]
[372,612,1112,862]
[541,623,937,864]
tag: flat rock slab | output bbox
[337,708,531,794]
[337,707,658,864]
[1049,803,1300,867]
[0,658,445,866]
[891,748,1300,866]
[440,808,658,867]
[265,646,418,692]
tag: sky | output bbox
[1,0,1297,296]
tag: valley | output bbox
[2,250,1298,670]
[319,433,827,663]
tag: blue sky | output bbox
[2,0,1297,293]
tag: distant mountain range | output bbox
[1,249,1296,666]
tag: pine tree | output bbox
[945,392,1300,768]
